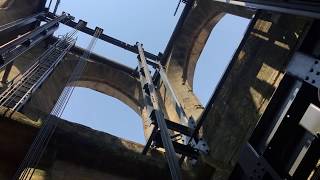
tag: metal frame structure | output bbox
[0,0,319,179]
[0,13,72,83]
[0,32,77,112]
[229,18,320,180]
[137,43,182,180]
[137,43,209,180]
[0,12,45,35]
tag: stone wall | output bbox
[0,108,174,179]
[160,0,313,179]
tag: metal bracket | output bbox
[287,52,320,88]
[238,143,282,180]
[191,138,209,155]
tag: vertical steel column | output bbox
[137,43,181,180]
[53,0,61,14]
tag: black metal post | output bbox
[53,0,61,14]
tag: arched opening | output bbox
[193,14,250,105]
[42,0,185,144]
[61,87,145,144]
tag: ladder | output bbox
[0,36,76,111]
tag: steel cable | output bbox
[13,27,102,180]
[12,22,86,180]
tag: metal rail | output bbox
[211,0,320,19]
[0,12,45,34]
[0,13,70,70]
[137,43,181,180]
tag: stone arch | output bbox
[162,0,253,123]
[21,46,146,135]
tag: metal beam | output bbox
[165,119,193,137]
[137,43,181,180]
[0,12,45,34]
[238,143,282,179]
[53,0,61,14]
[211,0,320,19]
[0,14,68,70]
[46,12,160,63]
[153,133,199,159]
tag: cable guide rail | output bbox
[136,43,209,180]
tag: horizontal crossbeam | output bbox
[46,12,160,66]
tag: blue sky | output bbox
[47,0,249,144]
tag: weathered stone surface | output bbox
[162,0,253,126]
[0,107,174,179]
[0,0,315,179]
[201,13,311,179]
